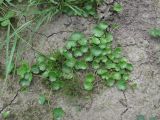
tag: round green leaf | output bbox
[84,82,93,91]
[105,33,113,42]
[1,19,10,26]
[85,54,93,62]
[101,56,108,63]
[69,32,84,41]
[19,79,31,87]
[106,79,115,87]
[38,95,46,105]
[74,49,83,57]
[80,46,88,53]
[24,72,32,81]
[115,65,121,71]
[31,65,40,74]
[113,3,123,13]
[116,80,127,91]
[49,71,58,82]
[85,73,95,83]
[91,47,102,56]
[78,38,87,45]
[114,47,122,53]
[108,54,115,61]
[120,57,128,62]
[149,28,160,37]
[119,61,127,69]
[84,4,96,16]
[66,40,76,49]
[37,55,45,63]
[92,26,104,37]
[99,44,106,49]
[100,37,108,44]
[65,58,76,68]
[52,107,65,120]
[102,48,112,55]
[2,111,10,119]
[92,37,100,45]
[62,72,73,79]
[17,63,30,78]
[51,82,61,90]
[94,56,103,63]
[39,63,46,71]
[92,61,100,69]
[98,22,108,30]
[101,72,109,80]
[97,69,107,75]
[113,47,122,58]
[122,73,130,81]
[62,65,72,73]
[106,62,116,69]
[112,72,121,80]
[126,63,133,71]
[42,71,49,78]
[75,60,88,70]
[63,51,73,59]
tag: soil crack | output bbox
[0,89,20,114]
[120,92,131,120]
[47,30,73,38]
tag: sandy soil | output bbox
[0,0,160,120]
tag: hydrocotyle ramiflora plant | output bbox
[113,2,123,13]
[17,62,33,87]
[52,107,65,120]
[17,22,133,94]
[149,28,160,38]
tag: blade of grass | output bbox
[5,24,11,77]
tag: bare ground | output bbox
[0,0,160,120]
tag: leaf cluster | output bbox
[17,62,33,87]
[17,22,133,92]
[63,22,133,91]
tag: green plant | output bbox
[137,115,157,120]
[28,0,103,18]
[0,0,33,96]
[52,107,65,120]
[17,22,133,93]
[0,10,15,27]
[17,62,33,87]
[0,0,18,28]
[2,111,10,119]
[38,95,46,105]
[113,2,123,13]
[84,73,95,91]
[149,28,160,37]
